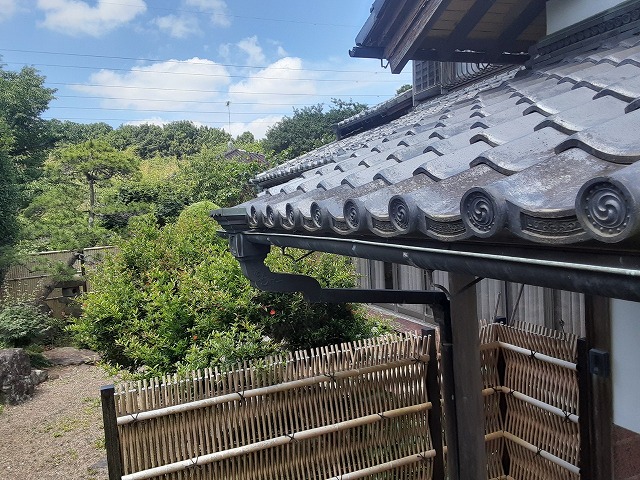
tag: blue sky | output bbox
[0,0,412,138]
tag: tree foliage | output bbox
[180,146,264,207]
[263,99,368,161]
[105,121,231,160]
[0,64,56,184]
[396,84,412,95]
[72,202,386,376]
[0,63,55,276]
[53,139,140,227]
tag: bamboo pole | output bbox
[480,341,577,370]
[117,355,429,425]
[120,403,432,480]
[481,387,579,424]
[501,431,580,475]
[325,450,437,480]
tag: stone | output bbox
[42,347,100,366]
[30,369,48,385]
[0,348,35,405]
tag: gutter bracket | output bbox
[228,233,449,305]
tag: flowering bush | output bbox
[72,201,387,376]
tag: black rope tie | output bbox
[324,372,338,383]
[535,448,543,457]
[417,453,430,463]
[377,413,387,421]
[188,455,200,469]
[286,433,296,443]
[529,350,537,361]
[412,355,425,365]
[236,391,246,404]
[491,386,500,395]
[562,410,572,423]
[129,412,141,423]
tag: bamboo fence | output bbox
[105,323,580,480]
[111,333,436,480]
[480,321,580,480]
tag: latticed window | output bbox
[413,60,441,94]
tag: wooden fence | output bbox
[479,321,580,480]
[103,333,440,480]
[102,323,580,480]
[1,246,116,316]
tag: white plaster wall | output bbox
[611,299,640,434]
[547,0,627,34]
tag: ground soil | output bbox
[0,362,115,480]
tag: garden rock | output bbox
[0,348,35,405]
[42,347,100,366]
[30,369,48,385]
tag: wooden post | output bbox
[101,385,123,480]
[583,295,612,480]
[449,272,487,479]
[577,338,593,480]
[432,301,459,480]
[423,328,446,480]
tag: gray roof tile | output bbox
[555,107,640,163]
[239,35,640,246]
[534,94,628,134]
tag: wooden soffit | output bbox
[351,0,547,73]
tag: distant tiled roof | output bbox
[239,35,640,247]
[224,148,267,164]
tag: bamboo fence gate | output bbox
[102,324,580,480]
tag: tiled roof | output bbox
[239,35,640,247]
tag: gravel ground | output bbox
[0,363,115,480]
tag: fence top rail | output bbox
[114,331,428,405]
[116,353,430,425]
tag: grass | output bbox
[43,416,89,438]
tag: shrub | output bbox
[72,201,388,376]
[0,299,53,348]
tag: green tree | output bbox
[54,140,139,227]
[180,146,263,207]
[264,99,368,161]
[48,120,113,146]
[396,84,412,95]
[0,63,55,275]
[0,119,19,278]
[73,202,386,376]
[0,64,56,184]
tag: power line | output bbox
[42,115,279,125]
[5,61,400,83]
[0,48,389,75]
[47,81,391,97]
[51,105,293,115]
[55,94,323,107]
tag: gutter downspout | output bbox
[226,231,459,479]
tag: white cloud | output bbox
[224,115,283,139]
[229,57,317,109]
[218,43,231,59]
[125,117,169,127]
[72,58,231,111]
[153,14,200,39]
[185,0,230,27]
[0,0,17,22]
[36,0,146,36]
[277,45,289,58]
[237,36,266,66]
